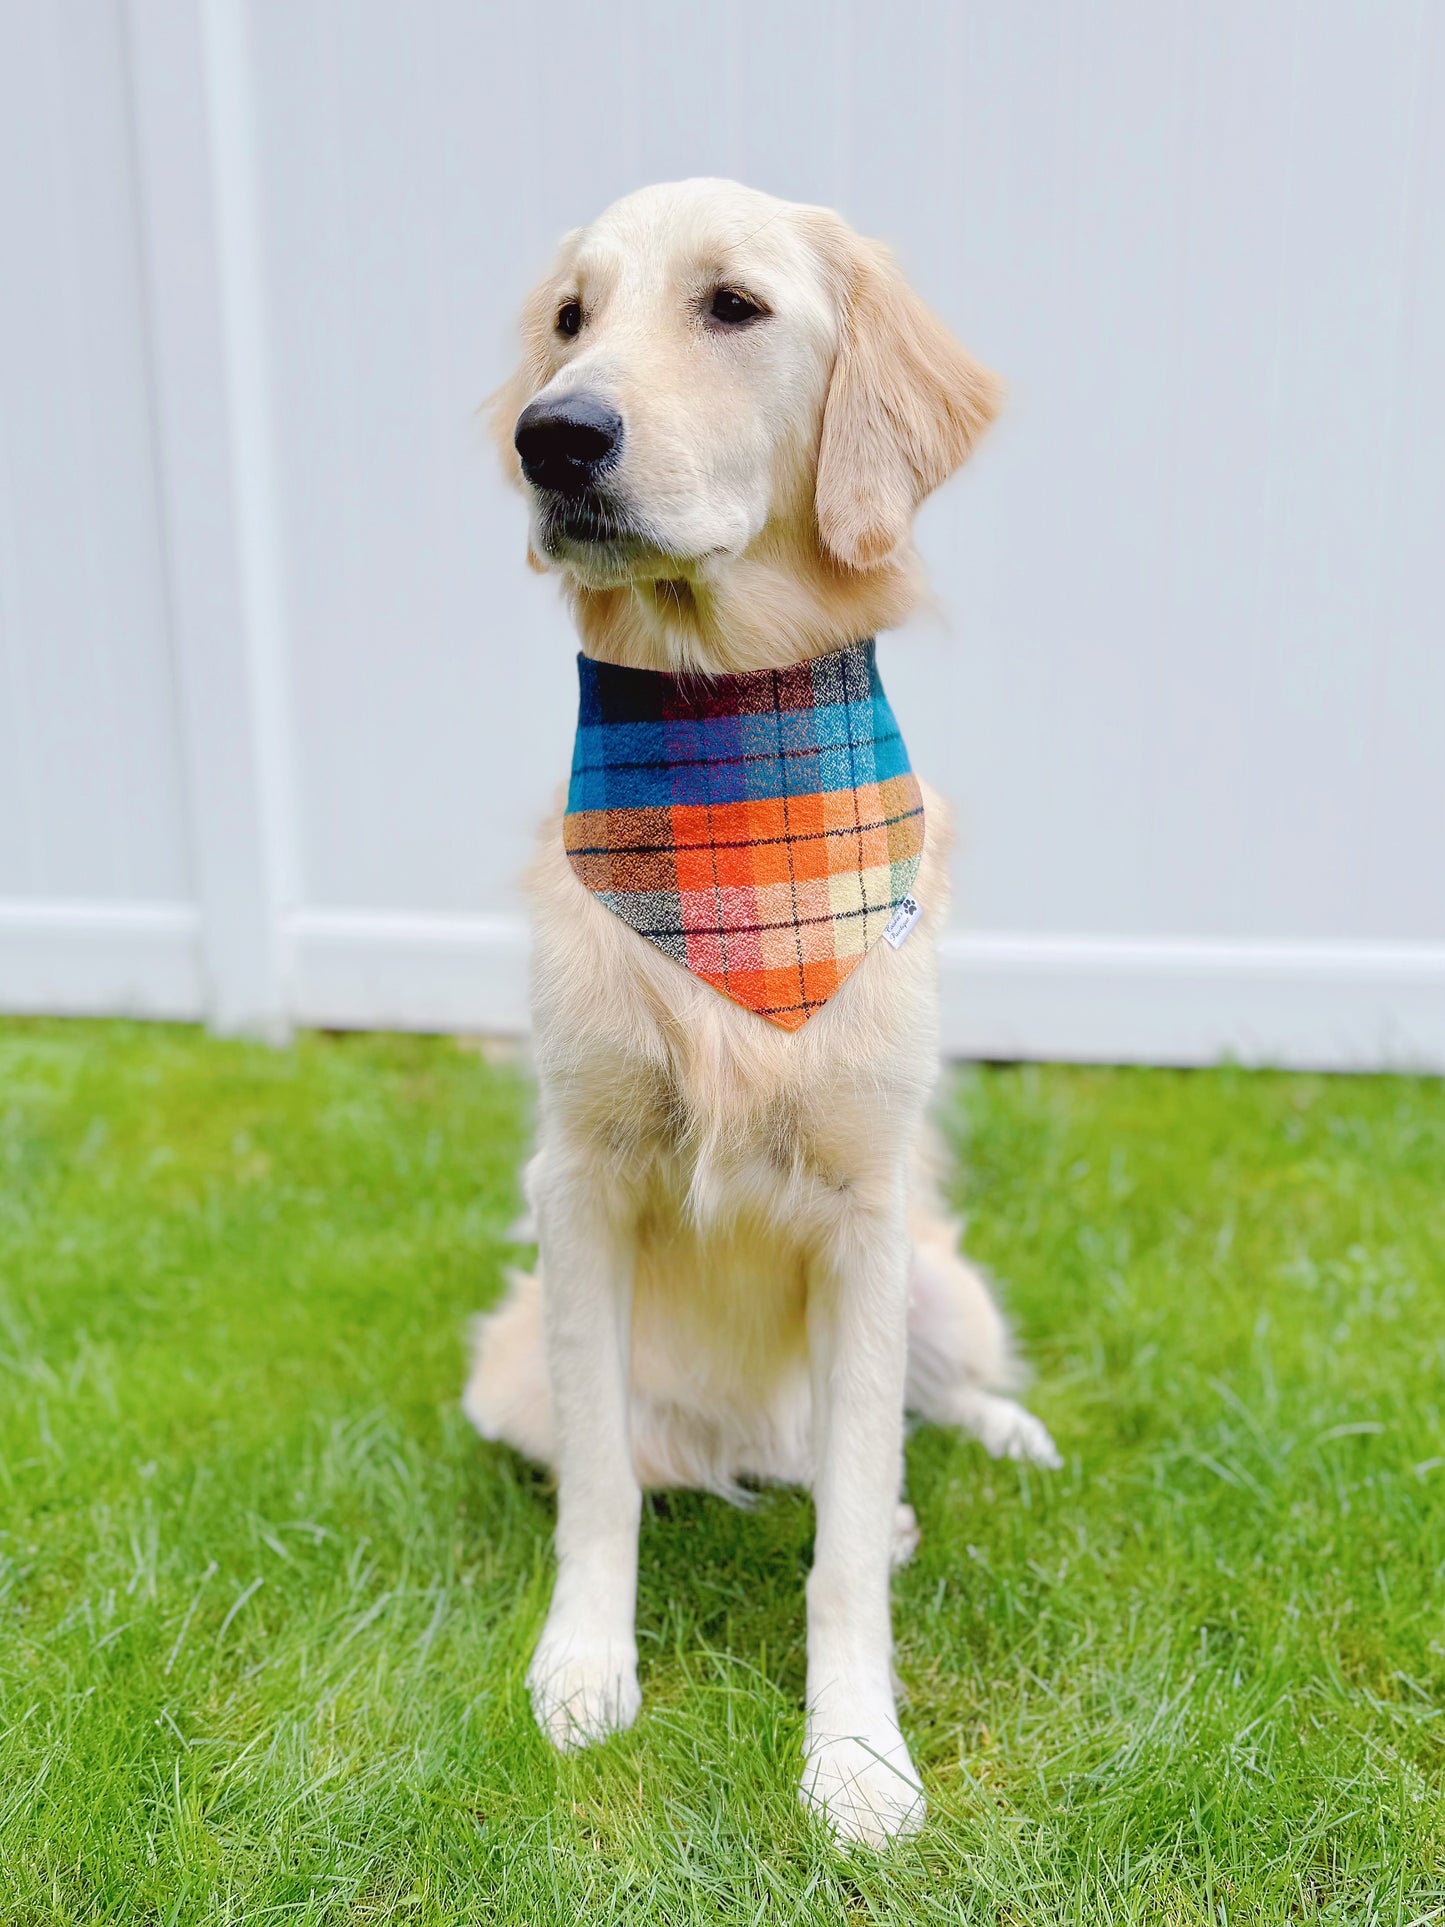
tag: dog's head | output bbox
[490,179,1000,620]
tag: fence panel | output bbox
[1,0,1441,1066]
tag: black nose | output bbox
[513,394,622,495]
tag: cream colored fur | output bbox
[466,179,1058,1846]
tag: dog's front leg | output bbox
[526,1143,642,1751]
[801,1172,925,1844]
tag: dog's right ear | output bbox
[483,231,581,489]
[807,215,1002,571]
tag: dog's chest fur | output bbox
[528,793,950,1239]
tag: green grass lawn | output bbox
[1,1020,1443,1924]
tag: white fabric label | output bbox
[882,895,922,949]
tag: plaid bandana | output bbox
[562,639,925,1030]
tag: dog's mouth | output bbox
[545,494,640,548]
[534,489,673,581]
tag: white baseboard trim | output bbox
[287,908,531,1035]
[938,932,1445,1071]
[5,903,1442,1071]
[0,899,206,1020]
[290,909,1445,1073]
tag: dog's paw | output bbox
[890,1501,921,1570]
[984,1398,1063,1469]
[800,1720,925,1846]
[527,1632,640,1752]
[958,1391,1063,1470]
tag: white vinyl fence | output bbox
[2,0,1442,1068]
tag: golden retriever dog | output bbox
[465,178,1058,1845]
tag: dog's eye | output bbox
[556,300,583,338]
[708,288,768,327]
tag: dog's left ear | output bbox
[809,219,1003,571]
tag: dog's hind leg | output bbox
[466,1270,785,1496]
[905,1210,1062,1471]
[464,1267,557,1468]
